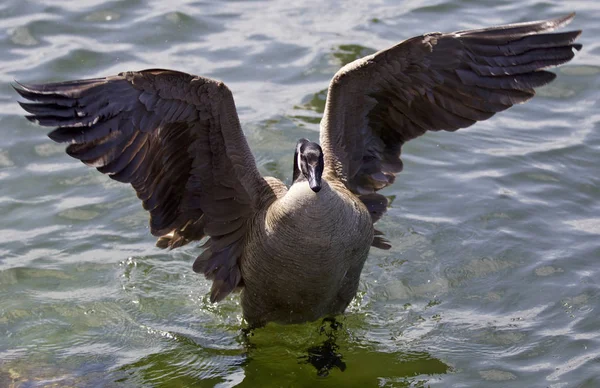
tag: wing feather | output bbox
[319,13,581,248]
[320,13,581,195]
[15,69,272,302]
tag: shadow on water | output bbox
[113,317,450,387]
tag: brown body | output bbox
[242,177,373,325]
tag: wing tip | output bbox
[556,12,576,27]
[524,12,577,30]
[456,12,579,38]
[12,80,54,95]
[13,81,34,100]
[372,236,392,250]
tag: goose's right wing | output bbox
[15,69,271,302]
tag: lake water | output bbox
[1,0,599,386]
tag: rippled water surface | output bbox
[1,0,599,386]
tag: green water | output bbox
[1,0,599,386]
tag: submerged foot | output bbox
[299,317,347,376]
[299,337,346,377]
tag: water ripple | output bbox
[1,0,599,386]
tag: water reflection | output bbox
[291,88,327,126]
[116,338,244,386]
[290,44,377,126]
[242,324,449,387]
[112,319,450,387]
[331,44,376,67]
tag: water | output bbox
[1,0,599,386]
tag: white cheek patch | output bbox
[297,148,303,171]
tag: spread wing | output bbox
[320,13,581,199]
[15,69,272,302]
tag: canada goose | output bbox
[15,14,581,327]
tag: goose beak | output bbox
[308,167,322,193]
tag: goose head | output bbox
[293,138,324,193]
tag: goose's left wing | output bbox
[320,14,581,202]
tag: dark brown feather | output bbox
[320,13,581,198]
[15,69,272,301]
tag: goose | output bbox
[15,14,581,327]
